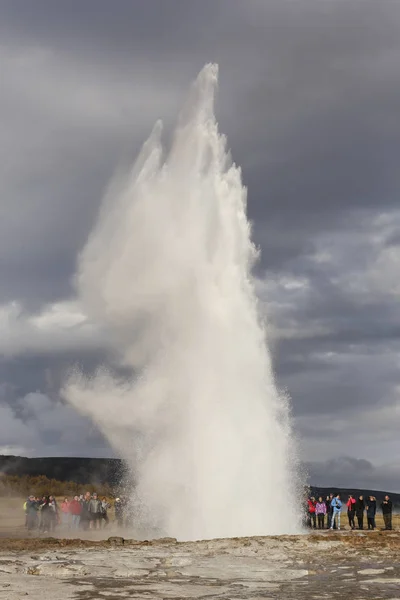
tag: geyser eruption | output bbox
[64,64,300,540]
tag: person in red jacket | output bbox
[346,495,356,530]
[69,495,82,530]
[60,498,71,529]
[307,497,317,529]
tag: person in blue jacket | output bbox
[330,494,343,530]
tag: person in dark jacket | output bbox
[114,498,124,528]
[48,496,59,531]
[40,497,53,533]
[326,494,335,529]
[366,496,377,530]
[80,492,92,531]
[381,495,393,530]
[100,497,111,528]
[89,492,103,529]
[26,495,38,531]
[355,495,365,530]
[37,496,46,530]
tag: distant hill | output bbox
[0,456,399,507]
[308,485,400,508]
[0,455,128,487]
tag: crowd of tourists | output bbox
[306,493,394,531]
[24,490,395,534]
[23,492,129,533]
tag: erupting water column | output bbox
[64,64,301,540]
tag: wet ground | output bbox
[0,531,399,599]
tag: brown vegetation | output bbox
[0,474,114,498]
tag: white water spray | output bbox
[64,64,300,540]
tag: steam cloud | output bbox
[63,64,301,540]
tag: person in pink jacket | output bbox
[315,497,327,529]
[346,495,356,529]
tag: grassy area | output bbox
[0,497,398,538]
[0,497,26,536]
[306,513,400,530]
[0,497,117,537]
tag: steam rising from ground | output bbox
[64,64,301,540]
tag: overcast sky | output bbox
[1,0,400,492]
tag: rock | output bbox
[358,568,386,575]
[107,536,124,546]
[27,566,40,575]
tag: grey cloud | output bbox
[1,0,400,489]
[2,0,400,303]
[307,457,400,493]
[385,230,400,247]
[0,350,108,407]
[256,210,400,476]
[0,391,111,458]
[234,3,400,267]
[0,41,185,306]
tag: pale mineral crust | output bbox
[0,532,399,599]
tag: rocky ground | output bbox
[0,532,399,599]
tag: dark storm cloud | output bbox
[2,0,400,290]
[256,207,400,486]
[306,457,400,493]
[1,1,400,487]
